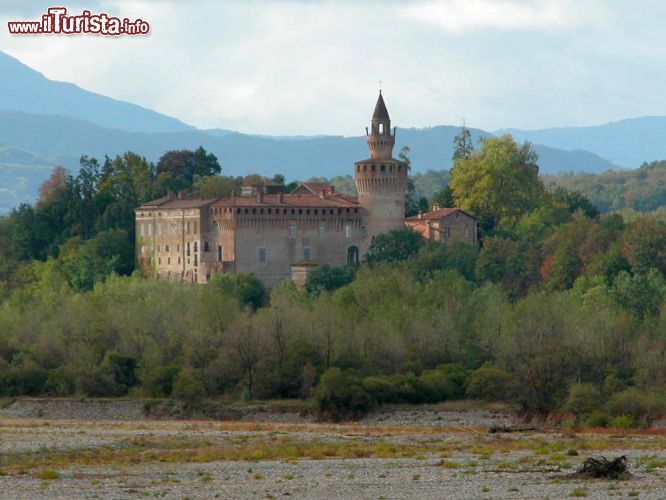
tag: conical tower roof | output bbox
[372,91,390,120]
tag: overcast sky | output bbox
[2,0,666,135]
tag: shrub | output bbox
[606,388,665,425]
[140,364,179,397]
[465,365,515,401]
[45,367,76,396]
[171,369,207,403]
[313,368,375,421]
[0,363,48,396]
[564,383,602,415]
[584,410,609,428]
[608,415,636,429]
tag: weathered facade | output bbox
[405,206,478,245]
[135,93,477,287]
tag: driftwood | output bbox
[488,425,537,433]
[570,456,630,480]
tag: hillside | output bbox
[0,110,619,212]
[0,50,195,133]
[498,116,666,168]
[543,160,666,213]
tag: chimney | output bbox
[278,192,284,203]
[257,191,264,203]
[417,212,422,219]
[432,203,441,211]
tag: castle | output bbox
[135,93,477,287]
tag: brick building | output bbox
[405,206,478,245]
[135,92,414,287]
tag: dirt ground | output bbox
[0,403,665,499]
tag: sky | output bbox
[2,0,666,136]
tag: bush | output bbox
[313,368,375,421]
[608,415,636,429]
[45,367,76,396]
[0,363,48,396]
[564,383,602,415]
[605,388,665,425]
[140,364,179,397]
[465,365,515,401]
[171,369,207,403]
[584,410,609,428]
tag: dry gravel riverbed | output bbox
[0,405,665,499]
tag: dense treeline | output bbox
[0,133,664,426]
[544,161,666,213]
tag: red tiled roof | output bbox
[291,182,332,195]
[405,208,471,221]
[215,193,359,208]
[138,197,219,209]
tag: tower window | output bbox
[258,248,267,263]
[303,247,311,260]
[371,165,376,172]
[379,123,384,134]
[218,245,224,261]
[289,222,297,238]
[345,223,352,238]
[319,223,326,239]
[380,165,385,172]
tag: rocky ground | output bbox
[0,400,665,499]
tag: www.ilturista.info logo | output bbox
[7,7,150,36]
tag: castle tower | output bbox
[354,92,408,251]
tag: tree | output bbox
[400,146,428,216]
[364,227,425,266]
[450,135,545,230]
[553,187,599,218]
[452,125,474,161]
[155,147,221,194]
[209,273,265,310]
[38,166,70,205]
[305,264,356,295]
[430,186,454,209]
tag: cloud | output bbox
[400,0,604,34]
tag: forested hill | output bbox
[543,161,666,213]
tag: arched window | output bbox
[379,123,384,134]
[347,246,359,266]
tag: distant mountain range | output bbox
[0,50,665,213]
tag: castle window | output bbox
[194,254,198,266]
[178,257,181,264]
[289,222,297,238]
[166,244,170,253]
[303,247,311,260]
[379,123,384,134]
[258,247,267,263]
[346,208,350,213]
[244,208,248,214]
[157,245,161,253]
[218,245,223,262]
[306,209,310,215]
[354,208,358,213]
[158,257,161,265]
[298,209,302,214]
[237,208,241,214]
[194,242,198,253]
[253,208,256,214]
[347,246,359,266]
[330,209,334,215]
[338,209,342,215]
[268,208,272,214]
[371,165,376,172]
[380,165,385,172]
[319,223,326,239]
[314,209,318,215]
[187,242,190,256]
[345,223,352,238]
[168,257,171,265]
[204,241,210,252]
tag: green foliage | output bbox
[608,415,636,429]
[364,227,425,266]
[564,383,602,415]
[450,135,545,230]
[585,411,609,428]
[172,369,207,403]
[305,264,356,295]
[606,388,665,425]
[209,272,266,310]
[313,368,375,421]
[465,365,516,401]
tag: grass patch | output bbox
[36,469,59,480]
[570,486,588,497]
